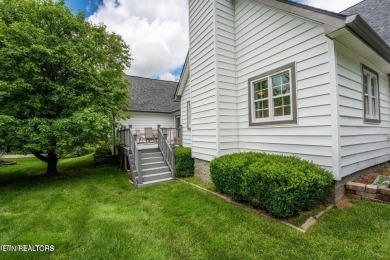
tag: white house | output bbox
[122,76,181,132]
[174,0,390,200]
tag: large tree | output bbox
[0,0,131,175]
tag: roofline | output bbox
[274,0,346,19]
[327,14,390,64]
[174,52,189,101]
[254,0,346,34]
[125,75,178,84]
[339,0,365,14]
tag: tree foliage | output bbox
[0,0,131,175]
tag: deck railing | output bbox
[158,127,175,178]
[117,127,142,185]
[161,126,183,146]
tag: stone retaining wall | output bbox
[345,182,390,203]
[194,159,211,183]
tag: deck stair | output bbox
[117,126,180,187]
[131,148,173,186]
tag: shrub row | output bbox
[210,152,333,218]
[174,147,194,177]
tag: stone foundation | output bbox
[194,159,211,183]
[345,182,390,203]
[332,162,389,203]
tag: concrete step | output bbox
[138,177,173,187]
[142,166,170,175]
[142,152,162,159]
[142,161,166,169]
[142,172,172,182]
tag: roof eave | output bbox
[342,15,390,64]
[175,53,189,100]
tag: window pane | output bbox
[263,109,269,118]
[273,86,281,96]
[372,98,376,116]
[282,83,290,94]
[255,110,261,119]
[274,97,283,107]
[364,96,369,115]
[363,75,368,94]
[253,82,261,96]
[284,105,291,116]
[281,73,289,84]
[283,96,291,107]
[255,101,262,110]
[274,106,283,117]
[371,78,376,96]
[272,76,281,87]
[254,80,268,99]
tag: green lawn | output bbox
[1,156,390,259]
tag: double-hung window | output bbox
[362,65,380,123]
[249,63,297,126]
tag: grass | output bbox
[1,156,390,259]
[180,176,216,191]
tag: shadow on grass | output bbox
[0,155,122,190]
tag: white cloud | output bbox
[88,0,189,80]
[159,72,179,82]
[88,0,362,80]
[299,0,363,12]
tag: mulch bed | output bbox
[353,166,390,185]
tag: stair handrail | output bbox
[158,127,175,178]
[129,128,142,185]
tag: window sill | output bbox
[249,119,297,126]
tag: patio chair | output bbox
[144,127,156,143]
[135,129,145,143]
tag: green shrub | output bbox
[241,155,334,218]
[94,144,113,166]
[210,152,265,201]
[210,152,334,218]
[174,147,194,177]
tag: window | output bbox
[248,63,297,126]
[187,101,191,129]
[362,65,380,123]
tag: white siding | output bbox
[189,0,218,161]
[181,79,192,147]
[234,0,333,171]
[120,112,174,131]
[216,0,239,155]
[336,43,390,178]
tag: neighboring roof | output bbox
[341,0,390,46]
[125,75,180,113]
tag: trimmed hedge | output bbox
[174,147,194,177]
[210,152,334,218]
[210,152,264,201]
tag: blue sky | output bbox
[64,0,361,81]
[65,0,102,17]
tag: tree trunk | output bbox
[46,152,59,176]
[33,151,59,176]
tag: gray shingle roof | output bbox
[125,75,180,113]
[341,0,390,46]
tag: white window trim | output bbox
[248,63,297,126]
[362,65,380,123]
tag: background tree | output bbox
[0,0,131,175]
